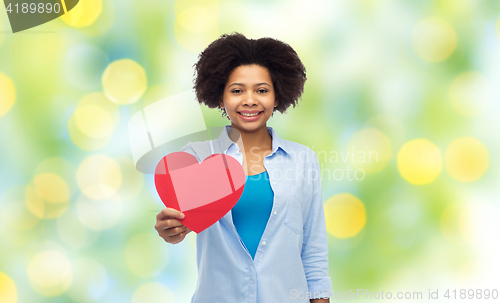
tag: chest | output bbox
[241,149,272,176]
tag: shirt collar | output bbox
[218,125,290,155]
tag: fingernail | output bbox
[180,213,185,219]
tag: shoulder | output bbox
[281,139,318,164]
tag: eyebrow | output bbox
[228,82,271,88]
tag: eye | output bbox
[258,89,268,93]
[231,89,242,94]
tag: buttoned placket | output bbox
[219,127,286,303]
[223,143,258,303]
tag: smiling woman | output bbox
[154,32,332,303]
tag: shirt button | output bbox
[273,211,277,215]
[272,182,276,185]
[262,241,266,246]
[265,161,269,165]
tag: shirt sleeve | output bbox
[301,149,333,299]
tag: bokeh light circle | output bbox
[0,272,17,303]
[66,257,108,302]
[77,154,122,200]
[75,194,123,231]
[346,128,392,174]
[102,59,147,104]
[124,233,169,277]
[61,0,102,28]
[57,208,98,249]
[33,173,71,204]
[449,72,493,116]
[174,5,219,52]
[27,250,72,297]
[412,17,457,62]
[74,104,114,138]
[0,72,16,117]
[397,139,442,185]
[445,137,489,182]
[324,193,366,238]
[131,283,175,303]
[69,92,119,150]
[25,158,76,219]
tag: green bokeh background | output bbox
[1,0,499,302]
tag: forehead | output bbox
[226,64,272,85]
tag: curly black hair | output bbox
[192,32,307,118]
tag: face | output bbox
[219,64,278,133]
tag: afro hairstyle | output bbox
[192,32,307,117]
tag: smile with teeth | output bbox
[239,112,262,117]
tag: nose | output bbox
[242,91,258,106]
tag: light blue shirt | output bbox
[181,125,333,302]
[232,171,274,260]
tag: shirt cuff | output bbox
[308,276,333,299]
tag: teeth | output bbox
[240,112,260,117]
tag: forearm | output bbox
[311,298,329,303]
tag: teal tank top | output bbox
[231,171,274,259]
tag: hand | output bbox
[155,207,192,244]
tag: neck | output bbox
[228,123,272,153]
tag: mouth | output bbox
[237,111,264,121]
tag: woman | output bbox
[155,32,332,302]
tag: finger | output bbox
[170,229,190,244]
[156,207,185,221]
[155,219,183,231]
[167,226,187,237]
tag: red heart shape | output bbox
[154,152,245,233]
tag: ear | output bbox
[219,98,224,109]
[274,98,278,107]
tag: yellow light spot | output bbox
[75,194,122,230]
[124,233,169,277]
[68,92,119,150]
[77,155,122,200]
[346,128,392,174]
[0,72,16,117]
[27,250,72,297]
[449,72,493,116]
[397,139,442,185]
[0,272,17,303]
[33,173,70,204]
[324,193,366,238]
[61,0,102,28]
[26,185,70,220]
[68,114,111,151]
[66,257,107,302]
[174,6,219,52]
[131,283,175,303]
[412,17,457,62]
[445,137,489,182]
[440,203,472,245]
[74,104,113,138]
[28,170,71,219]
[102,59,147,105]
